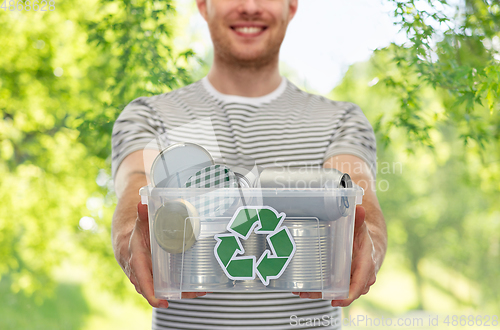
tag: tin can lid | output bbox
[184,164,239,217]
[150,143,214,188]
[153,199,200,254]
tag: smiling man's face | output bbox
[197,0,298,68]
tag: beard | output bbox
[209,24,286,70]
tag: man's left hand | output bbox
[292,205,377,307]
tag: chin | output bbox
[234,51,265,61]
[230,47,277,65]
[232,55,274,68]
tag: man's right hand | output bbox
[124,202,208,309]
[126,202,169,308]
[112,149,208,309]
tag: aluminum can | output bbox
[259,167,353,221]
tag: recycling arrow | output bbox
[255,208,285,233]
[215,235,242,267]
[256,251,288,285]
[213,206,296,285]
[214,233,255,280]
[228,208,259,239]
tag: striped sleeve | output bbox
[111,96,166,180]
[322,103,377,178]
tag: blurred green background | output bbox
[1,0,499,329]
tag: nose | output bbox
[237,0,263,16]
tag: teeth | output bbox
[235,27,263,34]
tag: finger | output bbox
[368,273,376,287]
[158,300,169,309]
[345,262,371,305]
[361,286,370,295]
[181,292,198,299]
[332,259,372,307]
[304,292,322,299]
[130,250,160,307]
[181,292,208,299]
[360,273,376,296]
[130,273,142,295]
[136,203,150,237]
[135,204,152,250]
[137,202,149,222]
[349,267,369,301]
[354,205,366,231]
[297,292,323,299]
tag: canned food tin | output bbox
[267,218,334,291]
[232,233,266,290]
[170,220,234,290]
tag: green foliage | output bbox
[331,48,500,310]
[378,0,500,148]
[0,0,194,300]
[79,0,195,159]
[0,275,90,330]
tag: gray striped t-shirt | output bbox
[111,76,377,329]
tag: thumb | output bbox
[354,205,366,230]
[137,202,149,222]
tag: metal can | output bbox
[267,218,334,291]
[170,219,234,290]
[232,233,267,290]
[258,167,353,221]
[220,165,263,218]
[229,165,261,188]
[258,167,351,190]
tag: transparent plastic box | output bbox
[139,186,364,300]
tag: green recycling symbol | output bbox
[214,206,296,286]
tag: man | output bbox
[111,0,387,329]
